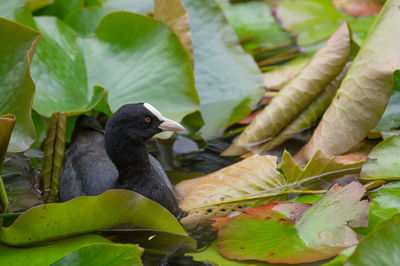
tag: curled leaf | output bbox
[223,23,351,156]
[301,0,400,161]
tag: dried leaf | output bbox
[223,23,351,156]
[301,0,400,161]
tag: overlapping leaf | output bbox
[12,11,199,122]
[0,18,40,152]
[176,150,362,230]
[223,23,351,156]
[346,214,400,266]
[257,63,350,153]
[301,0,400,160]
[0,190,187,245]
[0,234,142,266]
[275,0,376,49]
[373,70,400,138]
[182,0,264,138]
[154,0,193,65]
[218,182,368,263]
[360,136,400,180]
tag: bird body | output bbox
[59,103,185,218]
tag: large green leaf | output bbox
[0,0,52,16]
[302,0,400,160]
[356,181,400,236]
[52,242,143,266]
[346,219,400,265]
[0,190,186,246]
[189,240,269,266]
[0,234,142,266]
[14,11,199,122]
[223,23,351,156]
[154,0,193,65]
[218,182,368,263]
[183,0,264,138]
[0,18,40,152]
[217,0,292,53]
[360,136,400,180]
[275,0,375,49]
[177,150,362,230]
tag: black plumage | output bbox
[59,103,185,219]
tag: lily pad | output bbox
[0,189,186,246]
[218,182,368,263]
[177,150,362,230]
[154,0,193,65]
[275,0,376,48]
[346,219,400,265]
[373,70,400,137]
[0,18,40,152]
[0,234,142,266]
[14,11,199,122]
[223,22,351,156]
[360,136,400,180]
[302,0,400,160]
[183,0,264,138]
[356,181,400,236]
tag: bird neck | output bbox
[106,135,151,174]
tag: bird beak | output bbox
[159,118,185,132]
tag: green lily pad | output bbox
[217,0,292,53]
[0,189,186,246]
[275,0,375,48]
[53,242,143,266]
[302,0,400,160]
[0,234,142,266]
[360,136,400,180]
[374,70,400,137]
[14,11,199,122]
[0,0,52,16]
[218,182,368,263]
[356,181,400,236]
[346,221,400,265]
[183,0,264,138]
[0,18,40,152]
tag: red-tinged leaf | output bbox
[218,182,368,263]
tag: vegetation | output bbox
[1,0,400,265]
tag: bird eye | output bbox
[145,117,151,123]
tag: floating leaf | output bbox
[0,234,142,266]
[177,150,361,230]
[218,182,368,263]
[373,70,400,137]
[275,0,376,48]
[346,217,400,266]
[263,56,309,90]
[183,0,264,137]
[257,63,350,153]
[154,0,193,65]
[301,0,400,160]
[356,181,400,236]
[360,136,400,180]
[217,0,293,54]
[333,0,384,16]
[0,0,52,16]
[0,190,186,246]
[188,240,267,266]
[223,23,351,156]
[13,11,199,122]
[0,18,40,152]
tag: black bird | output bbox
[59,103,185,218]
